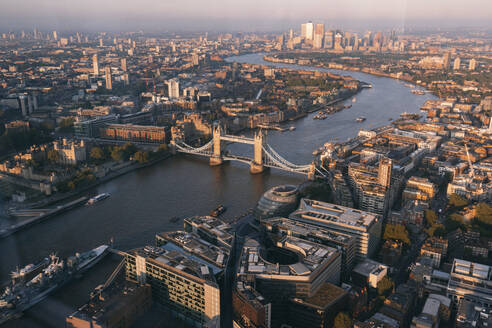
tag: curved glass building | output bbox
[255,185,300,221]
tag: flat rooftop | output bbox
[452,259,492,280]
[290,198,379,230]
[262,217,354,245]
[156,231,229,268]
[353,258,388,277]
[68,278,148,324]
[293,282,347,309]
[238,235,339,278]
[128,244,221,283]
[184,216,233,246]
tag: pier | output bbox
[0,196,88,239]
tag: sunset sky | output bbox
[1,0,490,31]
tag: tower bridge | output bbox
[171,125,329,180]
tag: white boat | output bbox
[86,193,110,205]
[75,245,109,272]
[289,126,296,131]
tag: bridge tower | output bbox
[308,163,316,181]
[210,124,223,166]
[250,130,265,174]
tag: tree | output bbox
[383,224,411,245]
[334,312,352,328]
[448,193,468,208]
[58,117,75,132]
[111,148,124,162]
[377,276,394,296]
[90,147,105,161]
[47,149,60,163]
[476,203,492,225]
[133,151,149,164]
[425,210,438,227]
[444,213,465,232]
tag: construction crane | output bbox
[465,144,475,178]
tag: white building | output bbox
[167,78,180,99]
[447,259,492,307]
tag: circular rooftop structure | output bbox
[254,185,300,220]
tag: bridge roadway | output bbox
[219,135,256,145]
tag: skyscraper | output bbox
[305,22,314,40]
[99,38,103,47]
[469,58,477,71]
[121,58,127,72]
[92,54,99,76]
[289,28,294,40]
[105,66,112,90]
[301,24,307,39]
[52,31,58,40]
[18,94,28,117]
[167,79,179,99]
[301,22,314,40]
[378,158,393,188]
[324,31,334,48]
[192,53,199,66]
[453,57,461,70]
[442,52,451,69]
[313,24,324,48]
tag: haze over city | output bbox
[1,0,491,31]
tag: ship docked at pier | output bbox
[0,245,109,325]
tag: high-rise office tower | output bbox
[469,58,477,71]
[167,79,179,99]
[442,52,451,69]
[353,34,359,50]
[378,158,393,188]
[334,33,343,49]
[301,24,307,39]
[105,66,112,90]
[313,24,324,48]
[92,54,99,76]
[453,57,461,70]
[305,22,314,40]
[18,94,28,117]
[324,31,334,48]
[33,28,38,39]
[192,53,199,66]
[52,31,58,40]
[99,38,103,47]
[121,58,127,72]
[289,29,294,40]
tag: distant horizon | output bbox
[1,0,491,32]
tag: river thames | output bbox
[0,52,437,327]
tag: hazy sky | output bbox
[1,0,491,31]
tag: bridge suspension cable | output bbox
[174,139,214,155]
[262,145,311,171]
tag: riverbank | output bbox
[4,152,173,214]
[263,53,436,96]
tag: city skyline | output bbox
[1,0,491,31]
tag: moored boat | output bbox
[86,193,110,205]
[210,205,226,217]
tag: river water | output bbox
[0,52,437,327]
